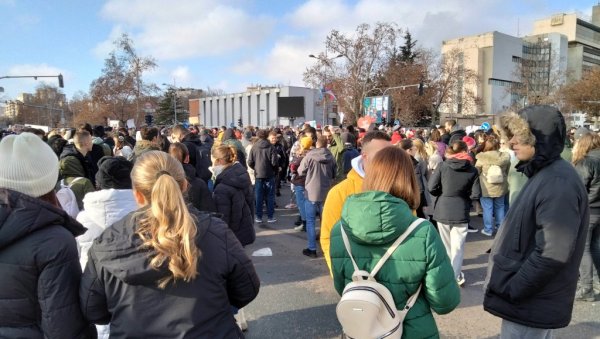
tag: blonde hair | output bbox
[211,144,237,165]
[412,138,429,163]
[573,133,600,165]
[132,151,199,288]
[362,146,420,209]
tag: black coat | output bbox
[0,189,93,339]
[483,105,589,329]
[428,157,480,224]
[183,164,217,213]
[182,134,212,182]
[248,139,278,179]
[60,144,97,186]
[213,162,256,246]
[574,148,600,215]
[80,209,260,338]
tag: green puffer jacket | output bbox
[330,191,460,339]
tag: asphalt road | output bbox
[242,186,600,338]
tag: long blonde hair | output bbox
[132,151,199,288]
[412,138,429,163]
[573,133,600,165]
[362,146,421,209]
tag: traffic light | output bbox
[237,118,242,127]
[58,74,64,88]
[145,114,154,125]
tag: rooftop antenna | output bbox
[517,17,520,37]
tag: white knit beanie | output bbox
[0,132,59,197]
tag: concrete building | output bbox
[190,86,324,128]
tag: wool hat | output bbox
[0,132,59,197]
[462,136,476,149]
[300,136,313,150]
[95,156,133,189]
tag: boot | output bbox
[294,215,302,226]
[575,288,595,302]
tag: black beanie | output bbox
[96,156,133,189]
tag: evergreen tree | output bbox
[400,30,418,63]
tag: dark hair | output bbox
[362,131,391,145]
[447,140,468,155]
[399,139,413,151]
[78,123,94,135]
[140,126,159,141]
[168,142,189,163]
[429,128,441,142]
[256,129,268,139]
[445,119,457,128]
[316,136,328,148]
[482,134,500,152]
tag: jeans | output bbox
[305,200,323,251]
[480,195,506,233]
[500,319,553,339]
[255,177,275,219]
[579,214,600,291]
[294,185,307,221]
[438,222,468,280]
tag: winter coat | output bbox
[290,153,307,187]
[248,138,278,179]
[59,149,96,210]
[80,209,260,338]
[222,129,247,169]
[342,145,360,175]
[298,147,336,202]
[93,136,113,157]
[183,164,217,213]
[213,162,256,246]
[331,191,460,339]
[0,189,93,339]
[321,156,364,273]
[574,148,600,215]
[130,140,160,163]
[329,134,346,181]
[76,188,138,268]
[475,150,511,198]
[428,157,480,224]
[60,144,97,186]
[484,105,589,329]
[245,143,256,185]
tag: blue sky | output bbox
[0,0,595,102]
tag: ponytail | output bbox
[211,144,237,164]
[132,151,199,288]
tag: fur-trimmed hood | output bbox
[500,105,566,177]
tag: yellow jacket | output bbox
[321,167,363,275]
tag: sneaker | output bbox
[575,288,596,302]
[267,218,277,223]
[294,216,302,226]
[481,229,493,237]
[234,309,248,332]
[254,218,263,223]
[467,224,478,233]
[294,224,306,232]
[457,273,466,287]
[285,203,297,209]
[302,248,317,258]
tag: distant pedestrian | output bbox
[248,129,279,223]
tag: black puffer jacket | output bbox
[80,209,260,338]
[183,133,213,182]
[484,105,589,329]
[0,189,93,339]
[183,164,217,213]
[248,139,278,179]
[428,157,480,224]
[213,162,256,246]
[574,148,600,215]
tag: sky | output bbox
[0,0,595,103]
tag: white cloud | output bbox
[96,0,275,60]
[170,66,192,86]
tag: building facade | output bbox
[190,86,323,128]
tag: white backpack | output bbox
[486,164,504,184]
[336,218,425,339]
[56,178,84,218]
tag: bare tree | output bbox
[561,67,600,126]
[70,91,105,127]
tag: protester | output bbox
[428,140,480,287]
[289,137,311,232]
[484,106,589,337]
[248,129,279,223]
[130,126,161,163]
[400,139,431,218]
[59,131,97,209]
[0,132,94,338]
[330,146,460,338]
[323,125,345,182]
[571,131,600,302]
[80,151,260,338]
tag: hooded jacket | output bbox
[321,156,365,273]
[0,189,93,339]
[428,157,480,224]
[475,150,511,197]
[221,129,247,169]
[574,148,600,214]
[59,147,96,210]
[213,162,256,246]
[131,140,160,163]
[248,138,278,179]
[483,106,589,329]
[330,191,460,338]
[80,209,260,338]
[76,188,138,268]
[298,147,336,202]
[182,164,217,213]
[60,143,96,185]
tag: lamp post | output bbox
[309,53,343,127]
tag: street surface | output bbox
[243,186,600,338]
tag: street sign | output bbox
[481,122,491,131]
[143,102,155,113]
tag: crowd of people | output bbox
[0,104,596,338]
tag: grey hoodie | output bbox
[298,147,336,202]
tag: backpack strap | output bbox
[340,225,361,274]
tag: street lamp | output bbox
[308,53,344,127]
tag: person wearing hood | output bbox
[0,132,94,338]
[80,151,260,338]
[483,106,589,337]
[320,131,391,272]
[76,156,137,339]
[330,147,460,338]
[221,128,247,169]
[571,131,600,302]
[428,140,480,287]
[298,136,337,257]
[248,129,279,223]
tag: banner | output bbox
[363,96,389,123]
